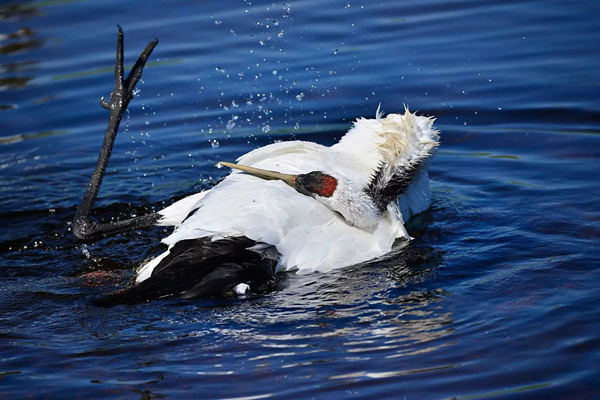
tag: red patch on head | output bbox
[316,175,338,197]
[295,172,338,198]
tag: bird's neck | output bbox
[314,175,382,230]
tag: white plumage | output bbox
[136,108,439,283]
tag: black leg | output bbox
[73,26,160,242]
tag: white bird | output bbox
[134,107,439,295]
[72,29,439,304]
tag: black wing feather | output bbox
[96,237,277,305]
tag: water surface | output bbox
[1,0,599,398]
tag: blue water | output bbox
[1,0,600,398]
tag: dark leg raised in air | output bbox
[73,26,160,242]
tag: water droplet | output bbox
[295,93,305,101]
[262,125,270,133]
[81,245,91,259]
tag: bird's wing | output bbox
[237,140,322,166]
[110,237,277,303]
[276,202,408,274]
[159,174,406,274]
[161,174,324,246]
[155,141,328,228]
[236,140,334,174]
[157,190,211,226]
[236,139,370,187]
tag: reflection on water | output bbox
[0,27,37,53]
[0,129,68,145]
[0,3,40,21]
[0,60,36,74]
[0,13,41,101]
[0,28,40,92]
[0,75,31,91]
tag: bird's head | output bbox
[219,162,381,229]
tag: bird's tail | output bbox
[95,237,277,306]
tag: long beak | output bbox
[219,161,297,187]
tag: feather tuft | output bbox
[375,103,384,120]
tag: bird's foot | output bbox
[102,25,158,117]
